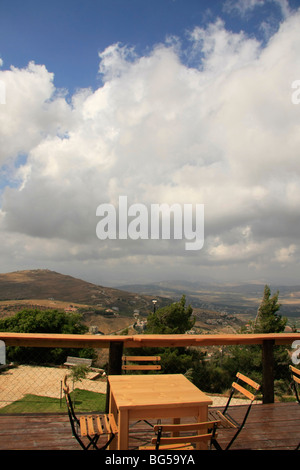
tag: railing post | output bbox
[262,339,274,404]
[105,341,123,413]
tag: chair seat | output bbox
[208,409,238,429]
[80,413,118,438]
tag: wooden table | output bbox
[108,374,213,450]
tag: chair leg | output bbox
[99,432,116,451]
[86,434,100,450]
[224,427,244,450]
[129,419,154,429]
[142,419,154,427]
[210,438,223,451]
[209,423,223,451]
[84,432,116,451]
[75,436,89,450]
[223,407,251,450]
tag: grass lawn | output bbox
[0,389,106,414]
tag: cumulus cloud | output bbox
[0,62,73,166]
[0,10,300,285]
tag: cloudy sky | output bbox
[0,0,300,287]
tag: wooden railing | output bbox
[1,332,300,405]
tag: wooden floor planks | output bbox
[0,402,299,451]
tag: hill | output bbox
[0,269,169,318]
[0,269,246,334]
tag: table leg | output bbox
[118,410,129,450]
[172,417,180,437]
[196,406,208,450]
[108,391,117,450]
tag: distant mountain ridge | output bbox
[117,279,300,320]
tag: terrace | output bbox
[1,402,299,450]
[0,332,300,451]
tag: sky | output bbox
[0,0,300,288]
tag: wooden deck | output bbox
[0,402,299,451]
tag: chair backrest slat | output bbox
[153,420,220,433]
[152,433,215,446]
[122,364,161,370]
[293,374,300,385]
[122,355,161,371]
[236,372,260,390]
[122,356,161,361]
[290,365,300,376]
[232,382,256,401]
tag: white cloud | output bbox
[0,61,72,166]
[274,244,297,264]
[1,10,300,285]
[224,0,292,18]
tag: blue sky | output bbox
[1,0,297,92]
[0,0,300,288]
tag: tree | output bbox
[219,285,290,398]
[253,285,287,333]
[0,308,88,335]
[145,295,195,334]
[125,295,199,376]
[0,308,95,365]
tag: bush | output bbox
[0,308,96,365]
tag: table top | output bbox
[108,374,212,410]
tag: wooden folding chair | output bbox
[208,372,260,450]
[63,375,117,450]
[139,420,221,450]
[289,365,300,450]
